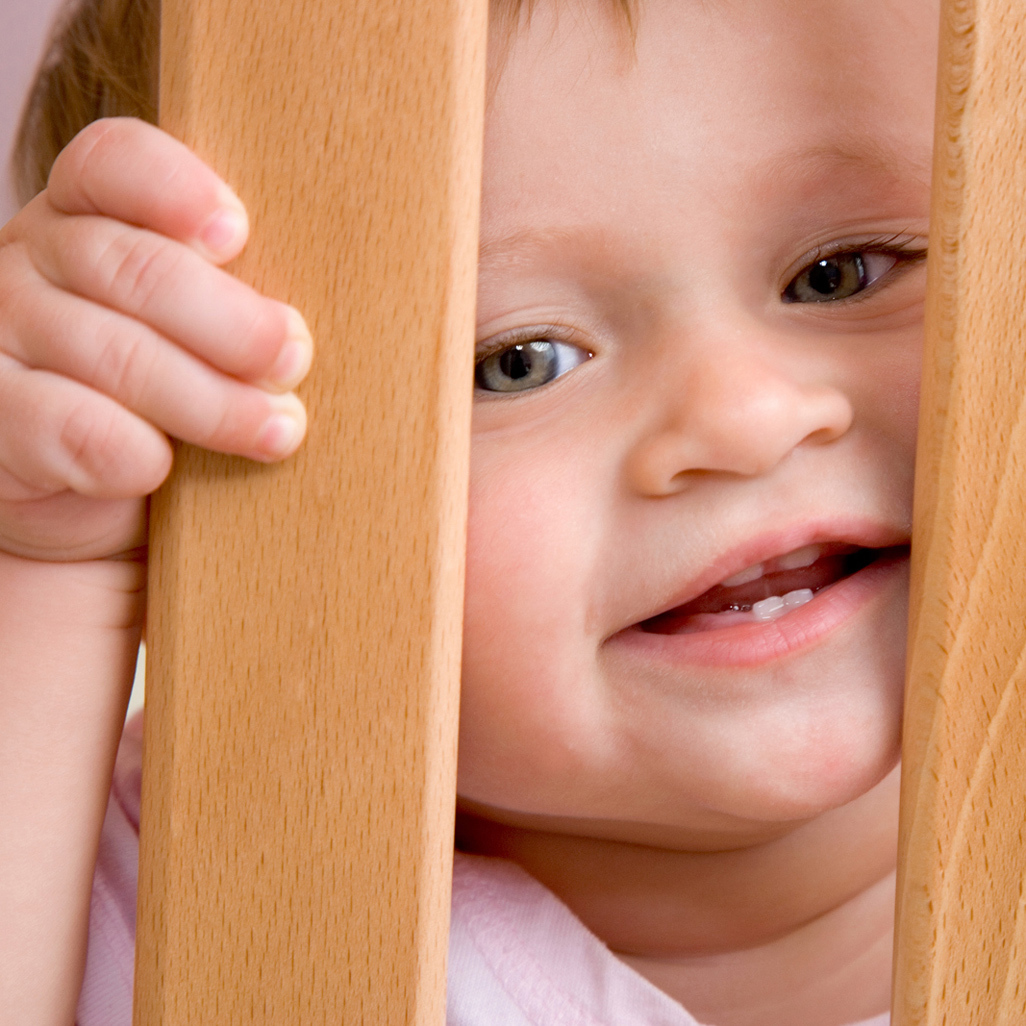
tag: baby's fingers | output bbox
[0,355,172,500]
[6,286,307,465]
[33,215,311,390]
[46,118,247,264]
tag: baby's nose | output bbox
[625,355,854,494]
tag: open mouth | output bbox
[638,543,908,635]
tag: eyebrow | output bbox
[478,137,933,265]
[479,225,588,266]
[755,137,934,193]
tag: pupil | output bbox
[500,345,533,380]
[808,259,842,294]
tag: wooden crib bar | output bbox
[136,0,1026,1020]
[893,0,1026,1021]
[135,0,487,1022]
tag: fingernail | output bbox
[262,308,314,390]
[255,394,307,460]
[199,195,248,258]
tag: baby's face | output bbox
[459,0,938,848]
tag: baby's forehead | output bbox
[491,0,938,54]
[488,0,938,125]
[482,0,936,242]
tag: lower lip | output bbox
[609,550,909,668]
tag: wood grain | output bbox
[894,0,1026,1021]
[135,1,486,1023]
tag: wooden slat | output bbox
[894,0,1026,1021]
[134,1,487,1022]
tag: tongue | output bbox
[644,549,876,629]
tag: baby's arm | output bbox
[0,117,312,1025]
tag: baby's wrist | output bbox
[0,548,145,636]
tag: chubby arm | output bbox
[0,118,311,1024]
[0,553,143,1024]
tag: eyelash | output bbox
[782,234,928,305]
[474,326,592,396]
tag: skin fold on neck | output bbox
[456,766,900,1026]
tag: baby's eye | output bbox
[475,340,591,393]
[783,250,897,303]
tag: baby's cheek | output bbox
[849,331,923,473]
[458,461,608,807]
[462,447,598,647]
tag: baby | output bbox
[0,0,940,1023]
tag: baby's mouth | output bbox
[638,543,906,635]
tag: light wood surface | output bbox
[135,0,487,1022]
[894,0,1026,1021]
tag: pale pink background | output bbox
[0,0,66,223]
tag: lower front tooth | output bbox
[752,595,786,621]
[752,589,815,621]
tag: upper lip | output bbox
[624,518,911,630]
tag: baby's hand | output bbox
[0,118,311,563]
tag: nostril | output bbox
[800,386,855,446]
[624,363,855,492]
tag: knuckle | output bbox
[57,396,167,495]
[200,386,262,455]
[150,154,193,210]
[90,322,159,409]
[0,243,34,321]
[98,230,183,315]
[49,118,164,218]
[0,252,48,365]
[234,299,290,379]
[198,388,245,451]
[207,403,236,449]
[76,116,121,149]
[51,119,120,195]
[59,398,124,486]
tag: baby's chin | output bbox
[456,743,902,854]
[457,633,906,847]
[707,735,903,829]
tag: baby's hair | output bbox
[493,0,634,34]
[12,0,158,206]
[11,0,632,209]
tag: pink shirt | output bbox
[78,718,890,1026]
